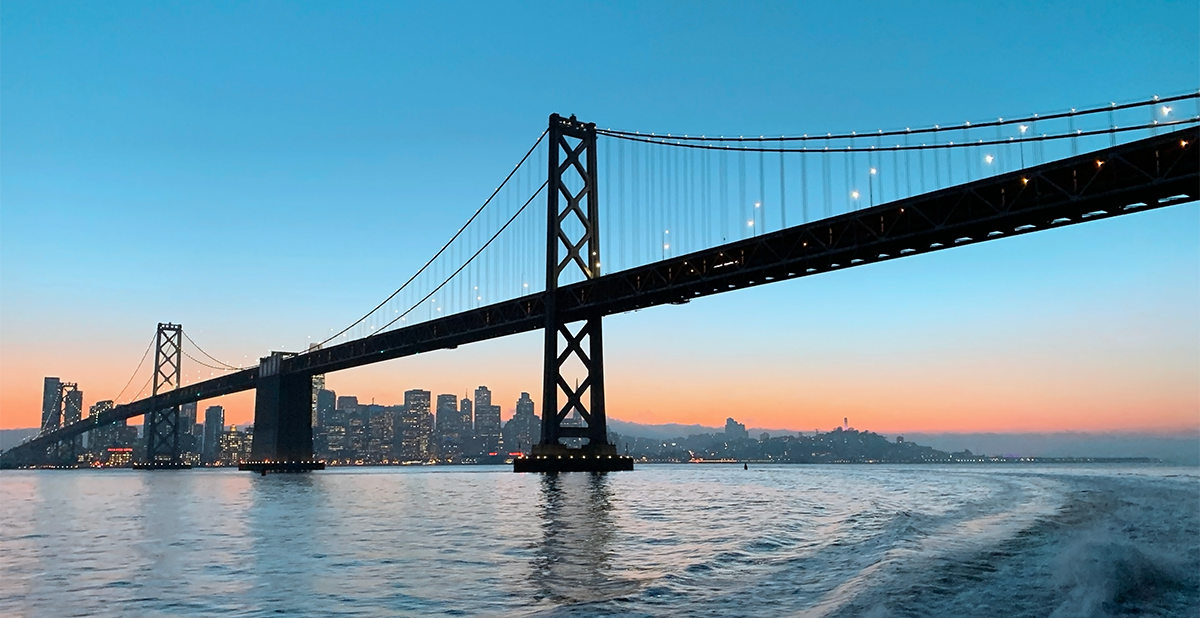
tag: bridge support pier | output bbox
[242,353,324,472]
[515,114,632,473]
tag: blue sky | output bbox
[1,1,1197,431]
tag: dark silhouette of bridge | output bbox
[3,92,1197,471]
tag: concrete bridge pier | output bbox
[241,353,324,473]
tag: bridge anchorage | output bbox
[515,114,633,472]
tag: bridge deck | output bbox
[4,127,1195,466]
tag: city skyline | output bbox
[2,2,1197,437]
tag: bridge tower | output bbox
[137,322,189,469]
[515,114,632,472]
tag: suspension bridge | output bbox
[3,92,1197,471]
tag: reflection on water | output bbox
[533,473,642,605]
[1,465,1196,617]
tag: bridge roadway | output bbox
[3,127,1196,466]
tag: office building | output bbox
[396,389,432,461]
[474,386,501,454]
[502,392,539,454]
[459,397,474,442]
[202,405,225,464]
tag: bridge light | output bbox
[1019,125,1028,134]
[1021,178,1029,185]
[1161,105,1172,116]
[851,191,860,199]
[747,220,754,227]
[984,155,994,164]
[869,168,877,175]
[1183,140,1189,147]
[1096,160,1104,168]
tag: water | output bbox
[1,464,1196,617]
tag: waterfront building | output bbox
[217,426,253,466]
[202,405,224,464]
[104,447,134,467]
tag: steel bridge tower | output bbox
[137,322,190,468]
[515,114,633,472]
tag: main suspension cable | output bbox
[112,332,156,403]
[369,181,548,336]
[599,91,1199,143]
[313,129,549,350]
[182,330,244,370]
[598,118,1198,153]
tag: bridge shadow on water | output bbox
[533,473,642,609]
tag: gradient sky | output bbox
[2,1,1197,434]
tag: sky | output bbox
[1,1,1197,435]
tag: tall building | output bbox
[396,389,432,461]
[315,388,337,457]
[180,401,199,456]
[218,426,253,466]
[41,377,62,432]
[435,394,461,460]
[202,405,225,464]
[366,406,395,463]
[336,395,359,411]
[310,343,325,428]
[502,392,539,454]
[725,417,748,440]
[180,402,198,430]
[87,400,115,452]
[474,386,501,454]
[459,397,474,442]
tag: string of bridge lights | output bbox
[597,91,1199,144]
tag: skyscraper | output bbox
[435,394,460,460]
[180,401,199,456]
[202,405,225,464]
[88,400,115,452]
[41,377,62,432]
[474,386,501,454]
[502,392,539,454]
[459,397,473,441]
[180,401,198,430]
[397,389,432,461]
[315,388,337,457]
